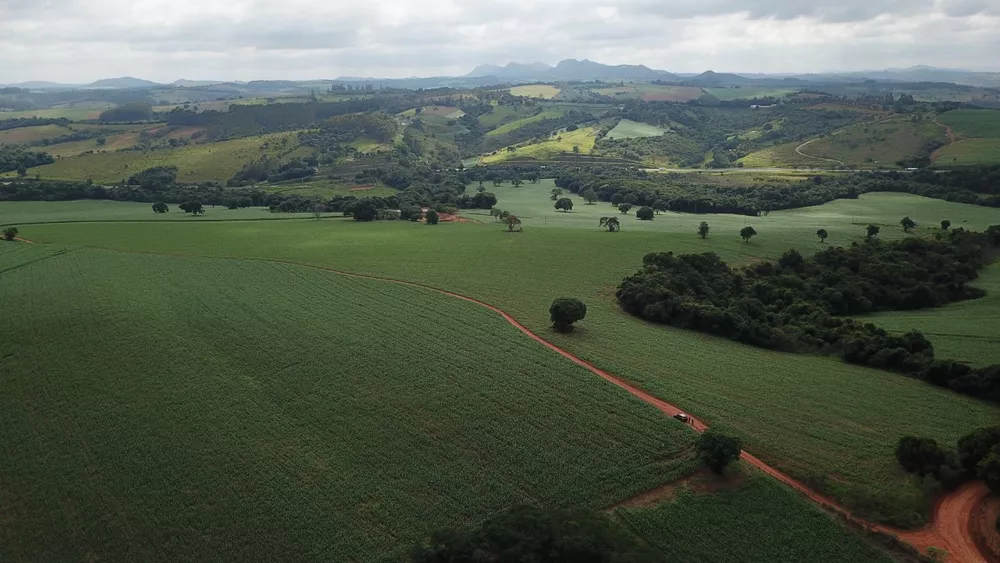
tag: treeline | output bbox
[160,97,412,140]
[553,166,1000,215]
[896,427,1000,495]
[0,117,70,132]
[454,110,597,157]
[0,146,55,174]
[99,102,156,122]
[297,113,399,155]
[616,230,1000,403]
[227,156,319,186]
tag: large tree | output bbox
[550,188,563,201]
[618,203,633,215]
[739,226,757,242]
[941,220,951,230]
[152,202,169,214]
[866,224,881,239]
[503,215,522,232]
[179,201,205,216]
[3,226,18,241]
[698,221,709,239]
[636,206,654,221]
[425,209,440,225]
[582,189,598,204]
[816,228,828,243]
[549,298,587,332]
[697,431,742,474]
[599,216,620,232]
[901,216,916,232]
[554,198,574,212]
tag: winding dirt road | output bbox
[269,259,992,563]
[795,137,846,165]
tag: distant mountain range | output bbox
[3,62,999,91]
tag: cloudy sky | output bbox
[2,0,999,83]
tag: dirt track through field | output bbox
[932,116,958,163]
[6,241,991,562]
[269,259,991,563]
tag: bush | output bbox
[636,206,654,220]
[3,226,19,241]
[425,209,439,225]
[549,298,587,333]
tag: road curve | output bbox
[262,258,990,563]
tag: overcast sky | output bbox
[2,0,999,83]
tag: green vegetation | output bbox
[935,109,1000,166]
[605,119,667,140]
[18,191,1000,527]
[938,109,1000,139]
[510,84,561,99]
[485,109,565,137]
[704,87,797,100]
[481,126,597,163]
[23,132,302,183]
[0,123,71,145]
[0,244,696,561]
[797,116,946,168]
[615,472,895,563]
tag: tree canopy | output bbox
[697,431,742,474]
[550,298,587,333]
[636,206,654,220]
[554,198,574,212]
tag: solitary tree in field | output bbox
[511,176,523,187]
[490,208,502,222]
[698,222,710,239]
[554,198,574,212]
[866,224,881,239]
[901,216,916,232]
[636,206,654,221]
[618,203,633,215]
[503,215,522,232]
[941,220,951,231]
[527,171,540,183]
[816,228,828,243]
[740,226,757,242]
[425,209,440,225]
[179,201,205,216]
[3,227,18,241]
[152,202,169,214]
[572,144,580,154]
[550,188,563,201]
[697,431,742,474]
[582,189,598,204]
[599,216,620,232]
[312,203,325,220]
[549,297,587,333]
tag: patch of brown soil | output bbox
[348,185,375,192]
[971,491,1000,563]
[607,468,747,510]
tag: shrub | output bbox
[636,206,654,220]
[425,209,440,225]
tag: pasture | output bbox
[481,126,598,163]
[0,102,115,120]
[933,108,1000,165]
[593,85,704,102]
[798,116,946,167]
[16,183,1000,527]
[605,119,667,140]
[484,109,565,137]
[937,109,1000,138]
[704,87,797,100]
[0,243,697,562]
[22,132,304,183]
[0,124,72,145]
[510,84,561,99]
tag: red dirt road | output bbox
[276,261,992,562]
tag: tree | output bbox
[582,189,598,204]
[511,177,523,187]
[549,297,587,332]
[739,226,757,242]
[618,203,633,214]
[152,202,169,214]
[311,203,325,220]
[941,220,951,230]
[978,449,1000,494]
[408,505,660,563]
[698,221,709,239]
[866,224,881,239]
[610,193,624,206]
[352,200,378,222]
[895,436,948,476]
[554,198,574,212]
[3,227,18,241]
[179,201,204,216]
[957,427,1000,472]
[476,185,486,194]
[425,209,440,225]
[95,137,107,146]
[489,208,501,222]
[901,216,916,232]
[816,228,828,243]
[572,144,580,154]
[16,165,27,178]
[503,215,522,232]
[652,199,668,214]
[636,206,654,221]
[550,188,563,201]
[402,205,424,222]
[599,216,620,232]
[697,431,742,474]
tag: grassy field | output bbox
[262,181,398,199]
[0,243,698,562]
[738,140,827,168]
[481,126,598,163]
[605,119,667,140]
[0,102,115,120]
[704,87,797,100]
[798,116,946,167]
[937,108,1000,138]
[0,124,72,145]
[935,138,1000,166]
[477,105,536,128]
[16,184,1000,527]
[593,85,704,102]
[510,84,561,99]
[615,469,894,563]
[485,109,565,137]
[22,132,302,183]
[0,200,318,226]
[871,263,1000,366]
[933,108,1000,165]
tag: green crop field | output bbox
[477,105,536,128]
[937,108,1000,138]
[0,243,698,562]
[935,138,1000,166]
[594,85,704,102]
[0,124,72,145]
[605,119,667,140]
[797,116,946,167]
[0,102,115,120]
[615,470,894,563]
[0,200,314,226]
[484,109,565,137]
[738,140,828,168]
[15,183,1000,528]
[510,84,561,99]
[481,126,598,163]
[21,132,303,183]
[871,263,1000,366]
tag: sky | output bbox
[2,0,999,83]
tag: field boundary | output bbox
[7,242,991,562]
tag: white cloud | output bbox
[0,0,997,83]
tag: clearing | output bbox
[481,126,598,163]
[510,84,561,99]
[605,119,667,140]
